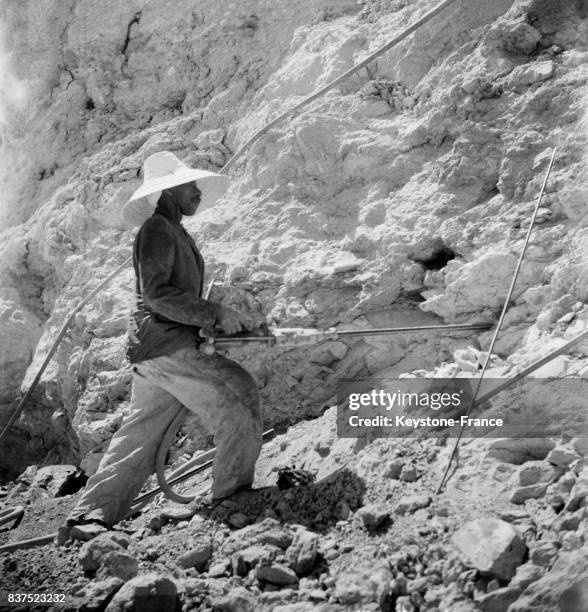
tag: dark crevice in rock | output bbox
[121,11,142,72]
[409,240,457,271]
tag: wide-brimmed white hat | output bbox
[123,151,229,225]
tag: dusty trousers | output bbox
[68,346,263,527]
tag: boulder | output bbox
[177,543,213,571]
[475,585,521,612]
[394,495,432,515]
[231,545,277,576]
[546,446,581,468]
[79,534,126,573]
[510,563,544,591]
[451,518,526,581]
[77,577,124,612]
[529,541,559,568]
[70,523,108,542]
[32,465,87,497]
[509,483,548,504]
[211,586,257,612]
[399,464,418,482]
[564,466,588,512]
[105,573,178,612]
[159,504,196,522]
[513,461,556,486]
[221,518,292,555]
[285,528,319,576]
[333,566,393,607]
[356,504,390,531]
[96,551,138,581]
[256,563,299,586]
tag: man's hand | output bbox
[216,305,253,336]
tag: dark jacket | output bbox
[127,198,219,363]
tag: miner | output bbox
[61,151,262,539]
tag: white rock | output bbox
[451,518,526,580]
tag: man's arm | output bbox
[137,217,220,327]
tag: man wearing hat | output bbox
[63,152,263,536]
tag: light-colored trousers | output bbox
[69,346,263,527]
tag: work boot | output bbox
[56,518,107,545]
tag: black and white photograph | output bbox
[0,0,587,610]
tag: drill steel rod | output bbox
[211,323,492,344]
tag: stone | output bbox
[285,528,319,576]
[508,547,588,612]
[228,513,249,528]
[560,532,583,552]
[496,19,541,54]
[499,509,530,523]
[564,467,588,512]
[399,464,418,482]
[77,577,124,612]
[159,504,196,522]
[529,541,559,568]
[554,508,585,532]
[546,446,581,468]
[514,461,557,486]
[572,438,588,457]
[333,567,393,607]
[509,483,548,504]
[177,543,213,571]
[510,563,544,591]
[309,341,347,364]
[259,590,299,608]
[451,518,526,581]
[96,551,138,581]
[71,523,109,542]
[231,545,277,576]
[211,586,257,612]
[208,560,230,578]
[394,495,432,515]
[221,518,292,554]
[105,573,178,612]
[79,534,125,573]
[383,459,404,479]
[487,439,556,464]
[475,585,521,612]
[32,465,87,497]
[507,61,555,89]
[183,577,209,596]
[257,563,299,586]
[356,503,390,531]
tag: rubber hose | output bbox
[0,505,25,530]
[155,406,198,504]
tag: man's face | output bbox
[171,181,202,216]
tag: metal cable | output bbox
[435,148,557,494]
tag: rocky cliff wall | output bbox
[0,0,587,479]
